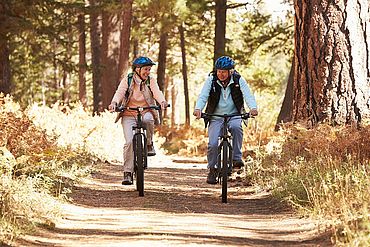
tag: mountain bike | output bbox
[116,105,168,197]
[201,112,251,203]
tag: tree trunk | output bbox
[163,75,169,118]
[170,77,176,127]
[118,0,133,80]
[90,0,103,113]
[157,31,168,92]
[214,0,227,64]
[132,17,139,59]
[101,11,111,109]
[293,0,370,126]
[0,39,11,95]
[78,13,87,107]
[61,70,70,105]
[179,24,190,126]
[101,12,121,109]
[62,27,73,105]
[275,57,294,130]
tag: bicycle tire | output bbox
[228,141,233,175]
[135,134,144,196]
[133,134,138,191]
[221,141,228,203]
[143,135,148,170]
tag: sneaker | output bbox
[122,172,133,185]
[206,168,218,184]
[228,165,233,176]
[233,160,244,169]
[147,143,156,156]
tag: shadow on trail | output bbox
[70,162,289,216]
[15,161,333,247]
[19,227,333,247]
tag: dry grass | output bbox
[158,120,370,246]
[2,92,369,246]
[0,95,94,244]
[250,123,370,246]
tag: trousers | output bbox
[121,112,154,173]
[207,117,243,169]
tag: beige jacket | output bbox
[111,73,165,125]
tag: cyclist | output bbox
[109,56,168,185]
[193,56,258,184]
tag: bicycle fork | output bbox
[132,130,148,172]
[216,138,233,183]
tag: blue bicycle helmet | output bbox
[132,56,156,69]
[215,56,235,70]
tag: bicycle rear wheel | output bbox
[134,134,144,197]
[221,141,228,203]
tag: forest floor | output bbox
[15,152,333,247]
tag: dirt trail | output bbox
[16,153,332,247]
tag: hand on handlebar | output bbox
[193,109,201,119]
[250,108,258,116]
[160,101,169,110]
[108,102,118,112]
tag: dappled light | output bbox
[1,0,369,245]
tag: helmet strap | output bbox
[134,67,146,83]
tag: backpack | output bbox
[125,73,153,99]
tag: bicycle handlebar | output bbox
[201,112,250,119]
[115,104,170,112]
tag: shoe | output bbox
[206,168,218,184]
[122,172,133,185]
[228,165,233,176]
[147,143,156,156]
[233,160,244,169]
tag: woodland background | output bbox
[0,0,369,246]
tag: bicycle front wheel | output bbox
[221,141,228,203]
[135,134,144,197]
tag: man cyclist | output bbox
[193,56,258,184]
[109,56,168,185]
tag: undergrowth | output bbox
[250,124,370,246]
[0,95,95,244]
[2,91,369,246]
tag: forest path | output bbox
[16,153,331,246]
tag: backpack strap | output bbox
[232,71,241,85]
[125,73,154,99]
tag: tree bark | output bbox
[275,57,294,130]
[171,77,176,127]
[163,75,169,119]
[293,0,370,126]
[90,0,103,113]
[0,39,11,95]
[132,17,139,59]
[118,0,133,80]
[78,13,87,107]
[101,11,121,109]
[61,70,70,105]
[179,24,190,126]
[101,12,111,109]
[0,2,11,95]
[157,31,168,92]
[214,0,227,64]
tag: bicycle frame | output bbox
[116,105,161,196]
[202,112,250,203]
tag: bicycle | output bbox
[201,112,251,203]
[116,104,168,197]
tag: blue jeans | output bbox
[207,117,243,169]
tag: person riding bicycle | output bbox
[193,56,258,184]
[109,56,168,185]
